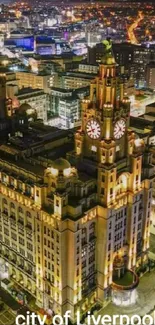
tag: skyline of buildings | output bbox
[0,1,154,324]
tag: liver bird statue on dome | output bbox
[101,38,116,65]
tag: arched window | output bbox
[18,206,23,213]
[3,198,7,205]
[26,211,31,218]
[10,202,15,209]
[89,222,95,230]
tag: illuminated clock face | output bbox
[86,119,101,140]
[114,119,126,140]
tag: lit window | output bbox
[91,145,97,152]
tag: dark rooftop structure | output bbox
[17,87,44,95]
[0,121,75,178]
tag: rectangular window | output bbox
[101,188,104,195]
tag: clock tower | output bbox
[75,45,130,163]
[73,41,153,303]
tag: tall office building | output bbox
[0,45,153,322]
[146,62,155,90]
[16,71,54,94]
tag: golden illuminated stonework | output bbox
[0,46,153,323]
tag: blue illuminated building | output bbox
[5,36,34,51]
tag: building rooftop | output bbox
[17,87,44,96]
[130,116,154,129]
[145,112,155,117]
[0,67,13,73]
[63,95,78,101]
[0,145,45,177]
[61,71,97,79]
[16,70,51,77]
[0,123,75,178]
[79,63,98,67]
[39,142,74,161]
[51,87,73,93]
[146,102,155,108]
[3,122,74,153]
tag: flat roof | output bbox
[16,70,51,76]
[146,102,155,108]
[130,116,153,128]
[0,147,45,177]
[51,87,73,93]
[17,87,44,95]
[38,142,74,161]
[145,112,155,117]
[79,63,98,67]
[61,71,97,79]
